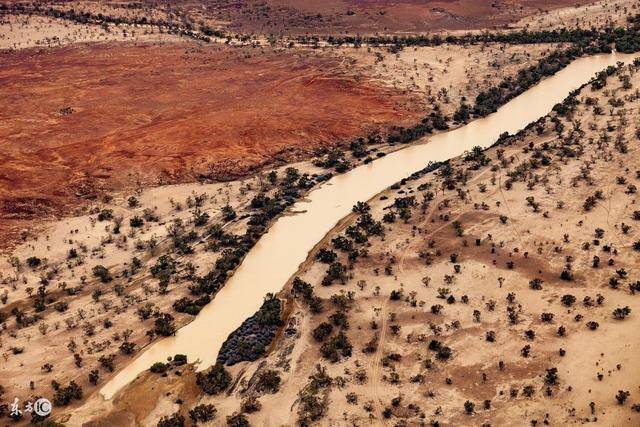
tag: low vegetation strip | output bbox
[216,294,283,366]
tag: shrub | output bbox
[157,412,185,427]
[312,322,333,342]
[217,295,282,365]
[92,265,112,283]
[97,209,113,221]
[226,413,249,427]
[129,216,144,227]
[436,346,452,361]
[613,306,631,320]
[154,313,176,336]
[464,400,475,414]
[241,396,262,413]
[26,256,42,268]
[189,404,216,424]
[150,362,168,374]
[560,269,573,281]
[561,294,576,307]
[320,332,352,362]
[255,369,281,394]
[53,381,83,406]
[196,364,231,395]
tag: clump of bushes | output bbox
[196,363,231,395]
[53,381,83,406]
[217,294,282,365]
[319,332,352,362]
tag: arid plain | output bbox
[1,1,640,426]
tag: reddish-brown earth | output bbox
[0,41,422,250]
[189,0,598,34]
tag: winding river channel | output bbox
[101,51,639,399]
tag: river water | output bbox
[101,51,639,399]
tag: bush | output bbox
[26,256,42,268]
[217,295,282,365]
[173,354,188,366]
[241,396,262,413]
[150,362,168,374]
[436,346,452,361]
[53,301,69,312]
[53,381,83,406]
[189,404,216,424]
[129,216,144,227]
[196,364,231,395]
[255,369,281,394]
[97,209,113,221]
[154,313,176,336]
[560,294,576,307]
[157,412,185,427]
[613,306,631,320]
[226,413,250,427]
[320,332,352,362]
[560,269,573,281]
[120,341,136,355]
[312,322,333,342]
[92,265,112,283]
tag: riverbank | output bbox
[83,51,640,422]
[162,54,640,427]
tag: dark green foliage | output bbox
[561,294,576,307]
[150,255,176,278]
[53,381,82,406]
[154,313,176,336]
[173,295,211,315]
[129,216,144,227]
[312,322,333,342]
[316,248,337,264]
[97,209,113,221]
[157,412,185,427]
[322,262,347,285]
[226,413,250,427]
[255,369,282,394]
[189,404,217,424]
[150,362,168,374]
[613,306,631,320]
[26,256,42,268]
[217,295,282,365]
[319,332,352,362]
[92,265,112,283]
[196,364,231,395]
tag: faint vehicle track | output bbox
[370,299,388,425]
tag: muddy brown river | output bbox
[101,51,639,399]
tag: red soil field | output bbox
[0,41,421,249]
[193,0,597,34]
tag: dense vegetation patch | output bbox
[217,294,283,365]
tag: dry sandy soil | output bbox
[89,57,640,427]
[0,14,180,50]
[515,0,640,31]
[336,43,563,117]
